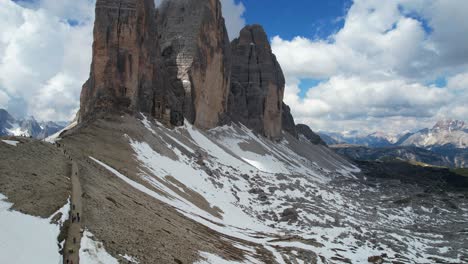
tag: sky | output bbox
[0,0,467,134]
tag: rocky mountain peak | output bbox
[157,0,231,129]
[432,119,466,132]
[79,0,231,130]
[79,0,160,122]
[78,1,305,141]
[0,108,64,138]
[227,24,286,140]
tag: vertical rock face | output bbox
[157,0,231,129]
[282,103,298,138]
[79,0,163,122]
[227,25,285,140]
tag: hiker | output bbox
[77,213,80,222]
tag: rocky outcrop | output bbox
[296,124,326,145]
[157,0,231,129]
[282,103,298,138]
[227,25,285,140]
[79,0,163,122]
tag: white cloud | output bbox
[0,0,93,121]
[220,0,246,39]
[272,0,468,133]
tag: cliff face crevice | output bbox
[157,0,231,129]
[227,25,285,140]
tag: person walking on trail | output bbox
[77,212,80,222]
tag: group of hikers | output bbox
[65,203,80,264]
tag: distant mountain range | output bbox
[318,130,401,147]
[320,119,468,149]
[322,120,468,168]
[399,120,468,149]
[0,109,65,139]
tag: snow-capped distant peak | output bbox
[400,119,468,149]
[0,109,66,139]
[432,119,466,132]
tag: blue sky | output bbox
[1,0,468,134]
[240,0,351,40]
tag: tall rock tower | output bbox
[227,25,285,140]
[79,0,164,122]
[157,0,232,129]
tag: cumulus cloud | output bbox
[272,0,468,133]
[0,0,93,121]
[0,0,245,121]
[219,0,246,39]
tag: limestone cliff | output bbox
[282,103,298,138]
[157,0,231,129]
[79,0,163,122]
[227,25,285,140]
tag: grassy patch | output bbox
[451,168,468,177]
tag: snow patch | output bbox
[80,230,119,264]
[1,140,20,146]
[45,120,78,143]
[0,193,68,264]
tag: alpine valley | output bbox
[0,1,467,264]
[324,120,468,168]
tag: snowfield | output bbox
[88,115,468,264]
[0,193,69,264]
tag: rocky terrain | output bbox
[1,0,468,264]
[0,109,64,139]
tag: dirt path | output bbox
[64,161,83,264]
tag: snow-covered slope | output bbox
[84,115,467,263]
[0,193,69,264]
[400,120,468,149]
